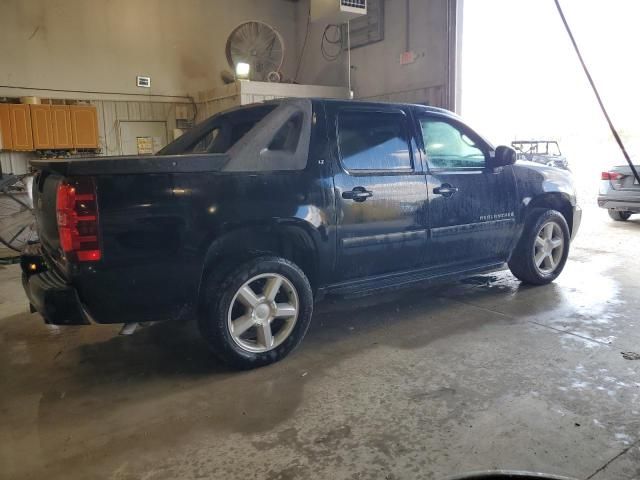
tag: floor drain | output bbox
[621,352,640,360]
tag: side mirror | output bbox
[491,145,517,168]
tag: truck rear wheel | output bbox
[608,209,632,221]
[199,256,313,369]
[508,209,570,285]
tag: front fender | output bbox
[512,161,579,237]
[513,160,578,207]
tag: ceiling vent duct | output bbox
[311,0,367,24]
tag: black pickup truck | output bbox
[23,99,581,368]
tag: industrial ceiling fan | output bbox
[225,21,285,82]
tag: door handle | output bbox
[433,184,459,198]
[342,187,373,202]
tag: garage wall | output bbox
[0,0,297,171]
[91,100,194,157]
[0,0,460,173]
[0,100,194,174]
[295,0,458,109]
[0,0,300,97]
[1,0,459,108]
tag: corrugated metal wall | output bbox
[0,99,194,175]
[196,81,351,123]
[197,94,284,123]
[197,96,241,124]
[361,85,446,106]
[93,100,193,157]
[0,152,32,175]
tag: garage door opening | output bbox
[460,0,640,203]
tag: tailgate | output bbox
[32,170,65,267]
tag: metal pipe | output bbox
[406,0,411,52]
[554,0,640,184]
[347,20,353,98]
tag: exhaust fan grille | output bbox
[342,0,366,9]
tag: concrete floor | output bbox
[1,205,639,480]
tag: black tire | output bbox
[199,256,313,369]
[608,209,632,221]
[508,209,571,285]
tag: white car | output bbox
[598,165,640,220]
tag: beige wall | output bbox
[0,0,300,97]
[0,0,458,172]
[295,0,456,108]
[0,0,456,104]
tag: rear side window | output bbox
[267,112,303,153]
[159,104,277,155]
[188,128,220,154]
[223,100,312,172]
[338,110,412,172]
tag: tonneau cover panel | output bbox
[30,154,230,176]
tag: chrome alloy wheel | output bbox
[533,221,565,275]
[227,273,299,353]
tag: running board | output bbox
[325,262,507,297]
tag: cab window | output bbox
[337,110,412,172]
[420,118,486,169]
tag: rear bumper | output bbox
[597,195,640,213]
[21,251,91,326]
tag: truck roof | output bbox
[256,97,458,119]
[314,97,454,114]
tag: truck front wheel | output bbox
[199,256,313,369]
[508,209,570,285]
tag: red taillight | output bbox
[56,178,101,262]
[601,171,624,181]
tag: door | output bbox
[9,104,33,151]
[416,111,517,268]
[70,105,99,148]
[329,105,429,282]
[118,121,168,156]
[51,105,73,149]
[30,104,54,149]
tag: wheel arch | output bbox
[525,192,574,235]
[197,220,321,303]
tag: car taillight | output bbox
[56,177,101,262]
[601,171,624,181]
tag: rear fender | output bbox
[197,219,322,305]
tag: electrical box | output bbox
[399,51,417,65]
[136,76,151,88]
[311,0,367,24]
[175,104,191,120]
